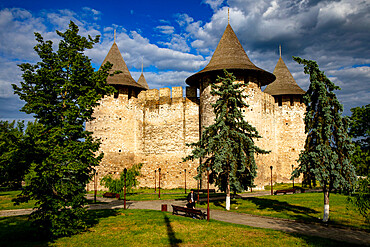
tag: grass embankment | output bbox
[0,209,355,247]
[197,192,369,231]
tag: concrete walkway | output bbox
[1,195,369,246]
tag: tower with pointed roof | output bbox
[101,41,147,98]
[264,47,305,106]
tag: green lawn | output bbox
[197,192,369,231]
[0,209,357,247]
[0,190,36,210]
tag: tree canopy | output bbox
[0,120,26,188]
[349,104,369,176]
[293,57,356,222]
[184,70,269,210]
[12,21,114,238]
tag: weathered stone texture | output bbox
[87,82,305,190]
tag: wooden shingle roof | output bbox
[186,24,275,86]
[101,42,146,89]
[137,72,149,90]
[264,57,305,95]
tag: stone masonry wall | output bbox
[86,82,305,191]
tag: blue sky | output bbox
[0,0,369,121]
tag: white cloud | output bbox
[156,25,175,34]
[89,30,206,72]
[203,0,225,12]
[159,34,190,52]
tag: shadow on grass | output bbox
[163,214,183,246]
[0,209,119,247]
[200,197,320,222]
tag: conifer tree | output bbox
[12,21,114,237]
[184,70,269,210]
[293,57,356,222]
[349,104,369,176]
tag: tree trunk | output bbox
[226,174,230,210]
[323,188,330,222]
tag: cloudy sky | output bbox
[0,0,369,121]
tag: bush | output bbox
[100,163,142,194]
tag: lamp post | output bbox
[270,166,273,195]
[94,169,98,204]
[154,170,157,193]
[207,166,210,222]
[124,168,127,210]
[197,179,199,202]
[291,165,295,188]
[158,168,161,199]
[184,168,187,194]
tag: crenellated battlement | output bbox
[137,86,198,103]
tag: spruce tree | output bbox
[184,70,269,210]
[349,104,369,176]
[12,21,114,237]
[293,57,356,222]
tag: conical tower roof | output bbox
[186,24,275,86]
[101,42,146,89]
[264,57,305,95]
[137,72,149,90]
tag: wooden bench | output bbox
[197,189,216,194]
[102,192,120,199]
[171,205,207,220]
[274,188,296,195]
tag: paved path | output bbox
[1,194,369,246]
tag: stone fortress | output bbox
[86,22,306,191]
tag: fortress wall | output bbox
[135,86,200,189]
[134,154,200,189]
[184,86,200,154]
[274,96,306,183]
[87,86,201,190]
[87,83,305,191]
[241,81,279,189]
[142,87,186,154]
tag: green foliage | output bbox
[12,21,114,238]
[348,178,370,222]
[100,163,142,194]
[0,120,26,188]
[349,104,369,176]
[184,70,269,194]
[293,57,357,221]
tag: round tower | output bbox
[186,23,275,131]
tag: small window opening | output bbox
[114,91,119,98]
[290,96,294,106]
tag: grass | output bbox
[0,190,36,210]
[0,209,357,247]
[197,192,369,231]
